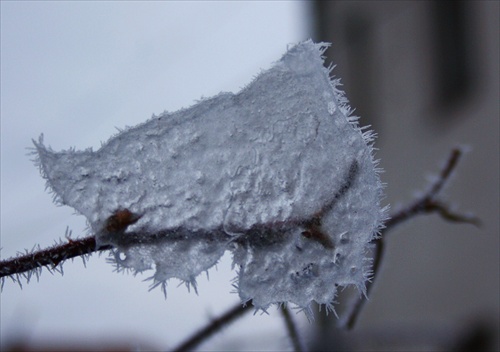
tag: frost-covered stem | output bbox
[0,147,479,349]
[172,301,254,352]
[280,305,304,352]
[0,237,111,280]
[342,148,480,329]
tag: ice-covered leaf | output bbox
[33,40,386,313]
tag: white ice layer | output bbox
[33,41,385,313]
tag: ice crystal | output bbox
[33,40,386,313]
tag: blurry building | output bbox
[309,1,499,350]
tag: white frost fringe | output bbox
[33,40,387,317]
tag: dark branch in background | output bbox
[341,148,480,330]
[0,147,479,350]
[172,300,254,352]
[280,304,304,352]
[171,302,306,352]
[384,148,480,229]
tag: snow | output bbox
[33,40,386,315]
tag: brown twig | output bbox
[385,148,479,229]
[342,148,480,330]
[0,236,111,283]
[172,303,305,352]
[172,301,254,352]
[280,304,304,352]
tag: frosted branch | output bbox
[0,147,478,349]
[0,236,111,283]
[0,40,480,350]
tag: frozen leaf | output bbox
[33,40,386,314]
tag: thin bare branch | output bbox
[172,301,254,352]
[342,148,480,330]
[280,304,304,352]
[385,148,480,229]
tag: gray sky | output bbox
[0,2,310,349]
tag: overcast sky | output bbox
[0,2,310,350]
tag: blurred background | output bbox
[1,1,498,351]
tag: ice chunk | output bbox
[33,40,386,313]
